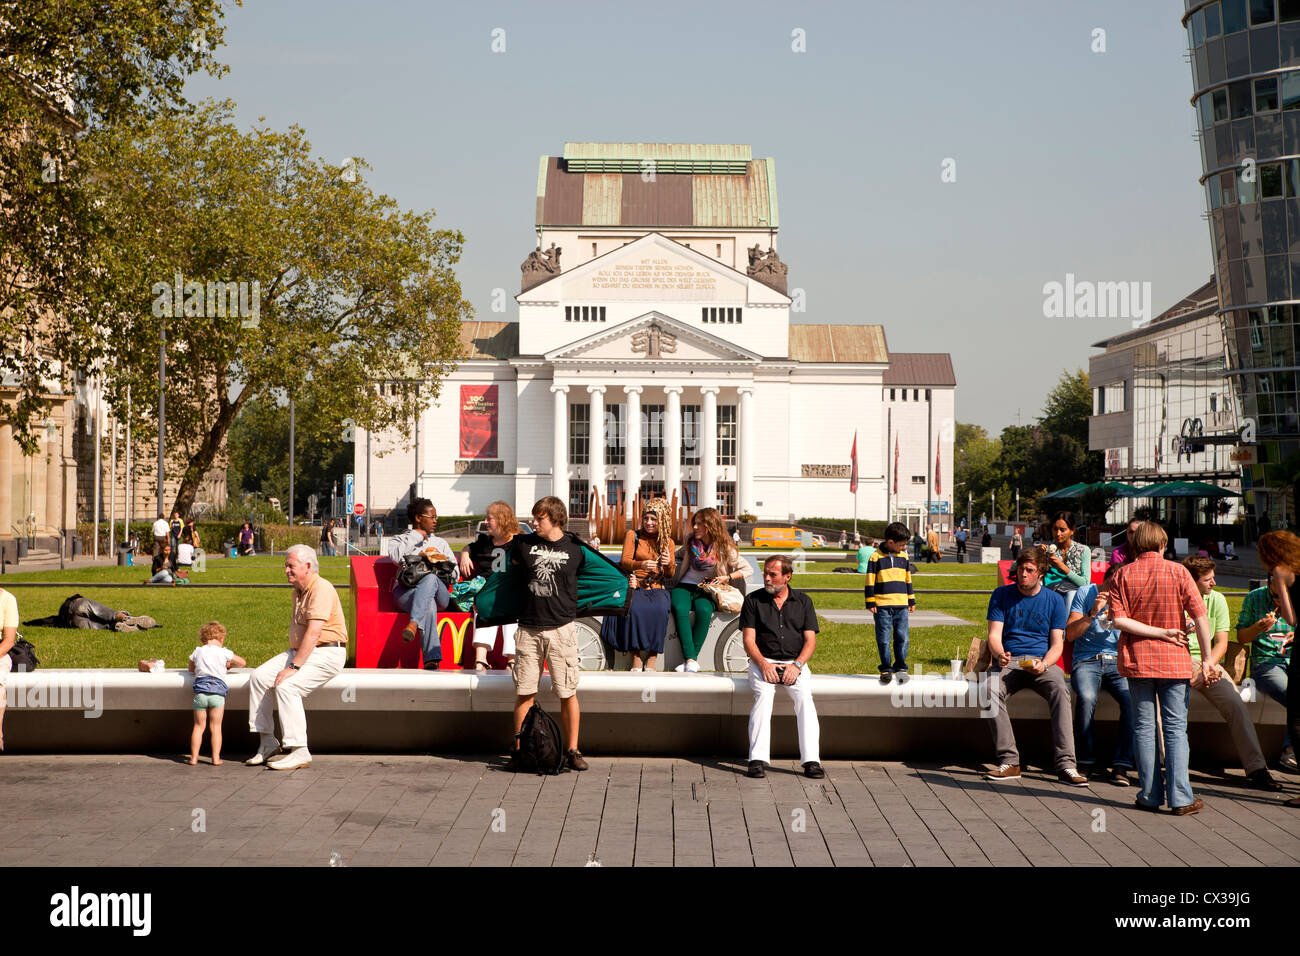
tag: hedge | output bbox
[77,521,321,554]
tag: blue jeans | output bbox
[1253,662,1291,749]
[1129,678,1194,810]
[148,569,173,584]
[1070,656,1134,769]
[873,606,909,673]
[392,575,450,666]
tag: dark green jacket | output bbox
[474,532,632,626]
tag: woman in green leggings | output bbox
[669,507,753,671]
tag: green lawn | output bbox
[3,555,1248,674]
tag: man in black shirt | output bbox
[509,496,589,771]
[739,554,823,779]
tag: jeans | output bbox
[873,606,909,673]
[985,666,1077,772]
[1129,678,1194,810]
[149,569,173,584]
[1290,651,1300,760]
[67,596,123,630]
[670,584,715,662]
[392,574,451,666]
[1070,656,1134,769]
[1253,662,1291,749]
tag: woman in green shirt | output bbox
[1236,574,1295,769]
[855,538,876,574]
[1044,512,1090,597]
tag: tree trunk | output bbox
[170,390,246,517]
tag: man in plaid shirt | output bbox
[1110,521,1213,816]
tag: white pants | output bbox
[472,621,518,656]
[748,659,820,764]
[247,647,346,749]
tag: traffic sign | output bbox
[345,473,354,516]
[354,503,365,516]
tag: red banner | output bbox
[459,385,498,458]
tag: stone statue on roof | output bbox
[746,246,788,295]
[521,242,563,292]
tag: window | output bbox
[1230,79,1253,118]
[682,404,700,464]
[642,403,664,465]
[701,307,743,323]
[605,404,625,465]
[1213,88,1229,121]
[1223,0,1248,33]
[606,479,624,508]
[1237,165,1257,203]
[591,242,597,257]
[1206,2,1223,36]
[912,475,926,485]
[682,481,698,509]
[639,481,665,503]
[1256,76,1279,112]
[913,389,920,401]
[716,243,722,258]
[565,305,606,322]
[1283,0,1300,21]
[925,388,932,400]
[890,388,896,401]
[1262,162,1284,198]
[1252,0,1276,25]
[716,482,736,518]
[569,403,589,465]
[717,405,737,466]
[1250,310,1265,349]
[569,480,590,518]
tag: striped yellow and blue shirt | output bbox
[864,552,914,608]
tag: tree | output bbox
[226,395,352,516]
[83,99,471,515]
[0,1,231,452]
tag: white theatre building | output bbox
[356,143,955,527]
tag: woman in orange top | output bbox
[600,497,676,671]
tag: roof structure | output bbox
[1090,275,1219,349]
[881,352,957,386]
[458,321,519,360]
[536,143,778,229]
[788,325,889,364]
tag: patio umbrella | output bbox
[1040,482,1090,500]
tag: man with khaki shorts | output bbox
[245,544,348,770]
[509,496,588,771]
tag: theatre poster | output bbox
[459,385,498,459]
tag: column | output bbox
[551,384,569,506]
[738,386,754,517]
[701,386,719,509]
[624,385,642,508]
[0,423,12,542]
[664,386,682,505]
[588,385,606,506]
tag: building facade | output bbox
[357,144,955,525]
[1183,0,1300,527]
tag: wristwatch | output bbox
[287,662,300,670]
[791,661,804,670]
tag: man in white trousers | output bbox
[246,545,348,770]
[740,555,823,779]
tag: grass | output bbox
[3,555,1249,673]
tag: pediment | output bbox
[518,232,788,305]
[545,312,761,365]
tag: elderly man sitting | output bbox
[246,545,348,771]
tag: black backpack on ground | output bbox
[514,702,567,775]
[9,635,38,672]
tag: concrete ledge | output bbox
[3,669,1286,761]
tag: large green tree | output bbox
[226,394,352,517]
[83,99,471,515]
[0,0,231,451]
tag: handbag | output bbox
[397,555,458,591]
[700,579,743,614]
[9,635,38,672]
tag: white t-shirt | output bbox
[189,644,234,680]
[0,588,17,629]
[152,519,169,538]
[177,542,196,565]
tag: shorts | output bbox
[192,692,226,710]
[512,623,579,699]
[472,620,517,656]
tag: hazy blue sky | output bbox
[184,0,1206,434]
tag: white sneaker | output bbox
[267,747,312,771]
[673,663,686,672]
[685,660,701,673]
[630,666,643,672]
[1282,747,1297,772]
[244,737,281,766]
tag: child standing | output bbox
[864,522,915,684]
[188,621,245,765]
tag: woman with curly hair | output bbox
[459,501,523,671]
[1254,530,1300,807]
[601,497,676,671]
[669,507,753,672]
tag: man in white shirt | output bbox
[151,515,170,557]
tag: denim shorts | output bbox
[192,692,227,711]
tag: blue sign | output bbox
[345,473,354,515]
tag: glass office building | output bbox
[1184,0,1300,525]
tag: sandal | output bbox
[1285,796,1300,808]
[474,661,489,672]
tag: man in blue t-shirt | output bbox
[983,549,1087,786]
[1065,564,1135,786]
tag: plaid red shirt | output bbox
[1111,552,1207,680]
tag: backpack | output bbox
[9,635,38,672]
[514,702,567,775]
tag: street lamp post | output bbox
[158,318,165,517]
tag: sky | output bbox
[183,0,1208,435]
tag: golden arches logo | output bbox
[436,614,473,663]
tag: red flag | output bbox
[849,431,859,494]
[934,442,941,495]
[892,436,899,495]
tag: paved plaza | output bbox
[3,755,1299,867]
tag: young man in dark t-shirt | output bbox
[509,496,588,771]
[740,554,823,780]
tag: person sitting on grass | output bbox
[175,538,196,583]
[188,621,245,766]
[983,548,1089,786]
[148,544,174,585]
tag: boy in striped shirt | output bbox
[865,522,916,684]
